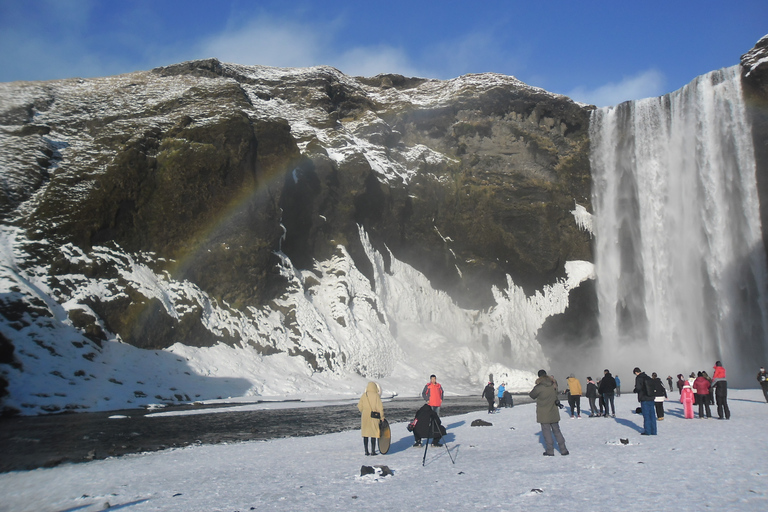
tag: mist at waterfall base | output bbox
[586,65,768,388]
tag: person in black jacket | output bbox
[633,367,657,435]
[410,404,445,447]
[482,381,496,414]
[651,372,668,420]
[598,369,617,417]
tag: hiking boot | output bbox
[413,441,421,447]
[561,451,569,456]
[543,452,554,456]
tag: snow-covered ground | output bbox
[3,388,767,511]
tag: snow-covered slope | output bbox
[2,389,766,511]
[0,220,593,414]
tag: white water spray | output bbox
[590,66,768,384]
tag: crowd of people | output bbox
[357,362,767,457]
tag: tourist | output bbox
[680,382,695,419]
[422,374,444,416]
[585,376,600,417]
[615,375,621,397]
[692,371,712,419]
[482,381,495,414]
[566,374,582,419]
[758,367,768,403]
[702,371,714,405]
[497,382,506,407]
[651,372,667,420]
[598,369,617,417]
[676,374,686,394]
[357,381,385,456]
[529,370,569,456]
[633,367,657,435]
[667,375,674,392]
[711,361,730,420]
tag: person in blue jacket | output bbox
[497,383,506,407]
[614,375,621,397]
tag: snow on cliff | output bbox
[0,222,593,414]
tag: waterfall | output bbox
[590,65,768,383]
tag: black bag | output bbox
[371,411,381,419]
[643,376,656,398]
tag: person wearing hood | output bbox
[598,369,617,417]
[410,403,446,447]
[497,382,506,407]
[357,381,385,456]
[529,370,569,456]
[633,367,657,435]
[565,374,582,419]
[711,361,730,420]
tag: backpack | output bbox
[643,375,656,398]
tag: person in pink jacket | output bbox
[680,382,695,419]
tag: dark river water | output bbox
[0,395,532,472]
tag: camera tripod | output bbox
[422,415,455,466]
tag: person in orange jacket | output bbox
[680,382,695,419]
[422,374,444,416]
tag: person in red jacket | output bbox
[692,371,712,419]
[711,361,730,419]
[422,375,444,416]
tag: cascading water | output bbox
[590,65,768,384]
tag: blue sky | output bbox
[0,0,766,106]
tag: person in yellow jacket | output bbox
[566,374,583,419]
[357,381,385,456]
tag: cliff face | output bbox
[0,61,593,353]
[742,35,768,253]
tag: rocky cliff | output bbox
[742,35,768,253]
[0,60,597,412]
[0,62,592,337]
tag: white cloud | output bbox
[567,69,667,107]
[334,46,421,77]
[197,15,423,78]
[197,16,329,68]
